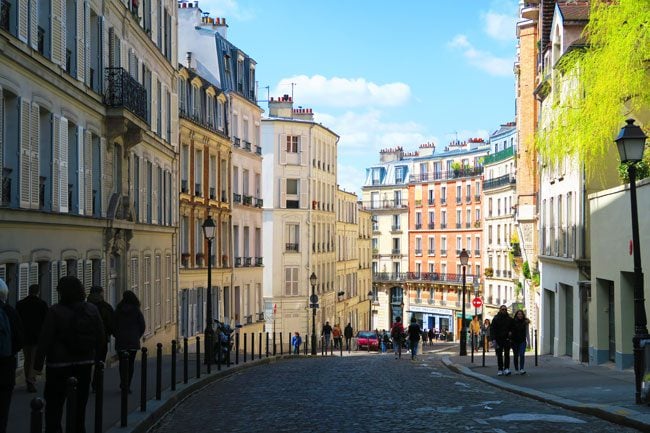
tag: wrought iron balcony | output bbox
[391,225,402,232]
[233,137,241,148]
[255,197,263,207]
[243,140,252,151]
[242,194,252,206]
[104,68,148,123]
[1,168,12,206]
[415,223,422,229]
[233,193,242,203]
[474,249,481,257]
[244,257,252,267]
[235,257,242,267]
[255,145,262,155]
[428,222,435,229]
[391,248,401,255]
[483,174,516,191]
[440,223,447,229]
[255,257,263,266]
[428,198,435,205]
[440,249,447,256]
[415,249,422,255]
[428,249,435,256]
[181,180,188,193]
[286,243,299,252]
[209,187,216,200]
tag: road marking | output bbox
[488,413,586,423]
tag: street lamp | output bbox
[310,272,318,355]
[202,215,216,364]
[615,118,648,404]
[459,249,469,356]
[368,290,373,330]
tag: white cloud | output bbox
[336,164,366,197]
[483,11,517,41]
[197,0,255,21]
[448,34,513,77]
[273,75,411,108]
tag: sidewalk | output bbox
[440,348,650,431]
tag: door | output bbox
[580,283,590,362]
[549,291,556,355]
[565,284,573,356]
[608,282,615,362]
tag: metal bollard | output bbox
[266,332,269,357]
[534,329,538,367]
[183,337,189,384]
[340,339,343,357]
[273,332,277,356]
[217,335,222,371]
[206,332,212,375]
[482,336,486,367]
[94,361,104,433]
[322,336,325,356]
[244,333,247,363]
[65,376,78,433]
[227,334,231,367]
[156,343,162,400]
[30,398,44,433]
[258,332,262,359]
[171,340,177,391]
[140,348,148,412]
[236,332,240,365]
[471,338,475,363]
[251,333,255,361]
[119,351,129,427]
[196,336,201,379]
[279,332,283,355]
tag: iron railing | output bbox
[373,272,480,284]
[104,67,148,122]
[483,174,516,191]
[409,167,484,183]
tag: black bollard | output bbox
[140,347,148,412]
[251,333,255,361]
[482,336,486,367]
[534,329,538,367]
[244,333,247,363]
[94,361,104,433]
[227,334,231,367]
[196,336,201,379]
[322,336,325,356]
[65,376,78,433]
[30,397,44,433]
[156,343,162,400]
[217,335,222,371]
[471,339,474,363]
[236,332,240,365]
[340,338,343,357]
[266,332,269,357]
[206,332,212,375]
[171,340,177,391]
[273,332,276,356]
[258,332,262,359]
[279,332,283,355]
[119,351,129,427]
[183,337,189,384]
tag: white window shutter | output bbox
[279,178,286,209]
[99,17,106,82]
[120,40,128,72]
[161,83,167,142]
[59,117,69,213]
[77,126,85,215]
[60,260,67,277]
[51,115,60,212]
[19,99,31,209]
[107,26,115,68]
[279,134,287,165]
[50,261,59,305]
[18,0,28,42]
[299,178,308,209]
[152,165,158,224]
[151,2,158,55]
[140,157,146,222]
[84,259,92,292]
[30,103,40,209]
[170,91,178,147]
[18,263,29,301]
[29,262,39,288]
[151,75,158,134]
[29,0,38,49]
[51,0,63,66]
[100,137,110,216]
[299,136,307,166]
[84,1,90,85]
[84,130,92,215]
[76,0,85,82]
[100,258,106,290]
[0,88,4,195]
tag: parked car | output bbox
[356,331,379,350]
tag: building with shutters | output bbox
[261,96,339,339]
[178,2,264,332]
[0,0,180,353]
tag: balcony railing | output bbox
[474,194,481,202]
[465,222,471,228]
[285,243,299,252]
[360,199,408,210]
[209,187,216,200]
[409,167,484,183]
[428,222,435,229]
[391,225,402,232]
[391,249,401,255]
[456,223,461,229]
[2,168,12,206]
[474,249,481,257]
[234,257,242,267]
[441,198,447,205]
[195,183,202,197]
[428,249,435,256]
[255,145,262,155]
[104,68,148,122]
[181,180,188,193]
[440,249,447,256]
[415,249,422,255]
[483,174,516,191]
[243,140,252,151]
[233,193,242,203]
[244,257,252,267]
[373,272,480,285]
[255,198,263,208]
[255,257,263,266]
[233,137,241,148]
[440,223,447,229]
[483,146,515,165]
[242,195,252,206]
[415,223,422,229]
[428,198,435,205]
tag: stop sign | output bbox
[472,297,483,308]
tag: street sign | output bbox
[472,297,483,308]
[309,303,319,309]
[310,294,319,304]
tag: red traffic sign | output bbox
[472,297,483,308]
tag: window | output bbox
[286,136,299,153]
[286,179,298,194]
[286,224,299,251]
[285,267,299,295]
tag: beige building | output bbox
[0,0,179,352]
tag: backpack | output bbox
[64,304,97,357]
[409,324,421,341]
[391,324,403,340]
[0,305,12,357]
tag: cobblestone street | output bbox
[149,352,638,433]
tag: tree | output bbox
[536,0,650,177]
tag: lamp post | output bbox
[615,119,649,404]
[310,272,318,355]
[202,215,216,364]
[459,249,469,356]
[367,290,373,330]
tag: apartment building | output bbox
[261,96,338,338]
[483,123,518,319]
[178,2,264,331]
[357,207,373,331]
[177,64,233,339]
[0,0,179,352]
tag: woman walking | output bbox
[114,290,145,392]
[511,309,530,374]
[481,318,491,352]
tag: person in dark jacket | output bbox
[344,323,353,352]
[114,290,145,392]
[16,283,49,393]
[491,305,513,376]
[0,278,25,433]
[511,309,530,375]
[87,286,114,392]
[34,276,105,433]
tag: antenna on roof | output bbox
[291,82,296,101]
[256,85,270,103]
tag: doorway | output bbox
[608,281,615,362]
[564,284,574,356]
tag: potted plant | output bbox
[181,253,190,267]
[484,267,494,278]
[195,252,204,266]
[451,161,462,177]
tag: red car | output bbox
[356,331,379,350]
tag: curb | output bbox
[441,356,650,432]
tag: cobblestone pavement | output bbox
[149,353,639,433]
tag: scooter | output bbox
[212,319,234,363]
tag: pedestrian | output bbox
[422,328,429,347]
[390,317,404,359]
[481,318,491,352]
[321,321,332,352]
[428,328,434,344]
[332,323,342,350]
[381,330,390,353]
[491,305,513,376]
[34,276,104,433]
[469,315,481,351]
[114,290,145,393]
[0,278,24,433]
[87,286,114,392]
[511,309,530,374]
[291,332,302,355]
[407,317,422,360]
[15,283,48,393]
[344,322,353,352]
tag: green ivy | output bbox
[522,261,531,280]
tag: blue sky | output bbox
[198,0,520,194]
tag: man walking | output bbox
[87,286,114,392]
[0,278,24,433]
[491,305,513,376]
[344,323,353,352]
[407,317,422,360]
[321,321,332,352]
[469,315,481,352]
[16,284,49,393]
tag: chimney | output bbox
[268,94,293,118]
[186,52,192,69]
[292,107,314,121]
